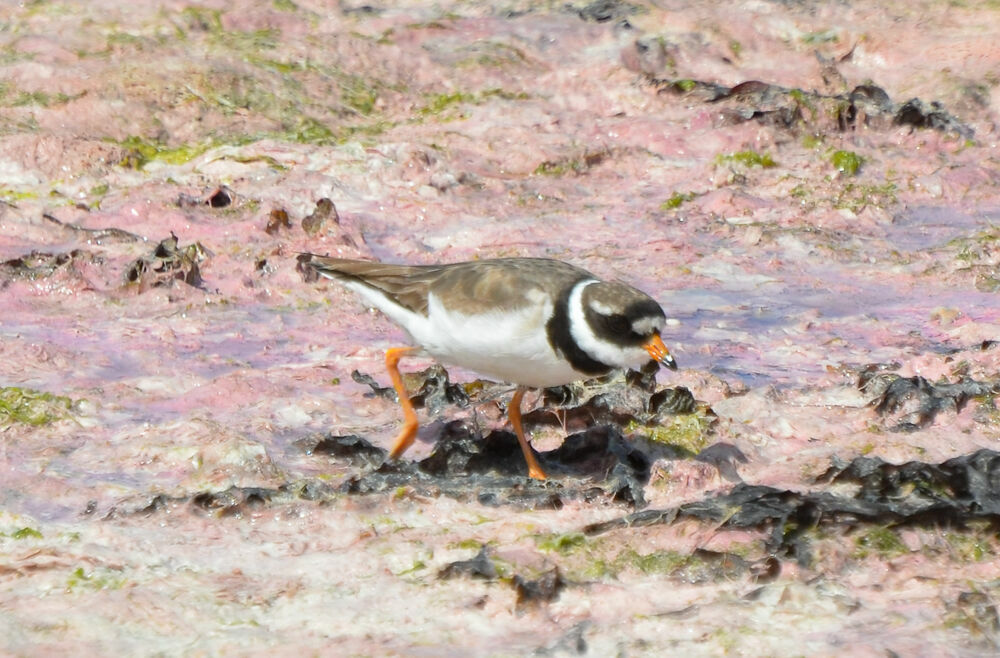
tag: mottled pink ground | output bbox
[2,0,1000,655]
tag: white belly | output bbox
[408,291,582,388]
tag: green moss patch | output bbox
[117,135,217,169]
[833,181,897,213]
[716,149,777,169]
[0,387,74,427]
[11,527,43,540]
[416,91,476,119]
[831,150,862,176]
[660,191,697,210]
[537,532,587,554]
[66,566,127,592]
[626,409,713,455]
[853,527,908,559]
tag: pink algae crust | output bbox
[1,1,1000,655]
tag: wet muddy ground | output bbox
[2,0,1000,655]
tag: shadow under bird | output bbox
[298,255,677,480]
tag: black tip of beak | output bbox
[663,354,678,371]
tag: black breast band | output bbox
[545,280,613,377]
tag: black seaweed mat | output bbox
[643,76,974,138]
[103,423,658,518]
[105,361,1000,568]
[105,439,1000,572]
[334,423,653,509]
[102,363,727,516]
[860,364,999,432]
[585,449,1000,565]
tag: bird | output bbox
[298,254,677,480]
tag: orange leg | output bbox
[508,387,547,480]
[384,347,420,459]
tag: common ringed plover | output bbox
[299,255,677,480]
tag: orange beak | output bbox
[643,334,677,370]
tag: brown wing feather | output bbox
[428,258,590,315]
[300,255,442,315]
[300,255,593,316]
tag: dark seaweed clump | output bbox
[646,77,974,138]
[107,363,726,516]
[437,546,497,581]
[585,449,1000,565]
[859,365,999,432]
[574,0,641,25]
[437,547,573,622]
[104,423,655,516]
[512,567,566,612]
[334,363,725,507]
[344,422,652,508]
[351,364,470,416]
[123,233,208,290]
[301,198,339,236]
[0,249,98,282]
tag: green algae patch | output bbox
[952,226,1000,267]
[537,532,587,554]
[0,81,80,108]
[955,228,1000,285]
[790,174,898,214]
[290,117,337,144]
[9,90,77,108]
[831,150,862,176]
[117,136,216,169]
[66,566,127,593]
[579,549,685,580]
[801,29,839,45]
[533,159,579,176]
[853,527,908,559]
[340,76,379,116]
[537,537,759,583]
[626,410,713,455]
[716,149,776,169]
[415,89,528,122]
[11,527,43,540]
[940,530,995,563]
[0,187,38,203]
[454,40,533,69]
[533,532,613,580]
[673,79,697,93]
[660,191,697,210]
[801,133,824,149]
[480,88,531,102]
[0,387,74,428]
[833,180,897,213]
[625,549,690,575]
[417,91,476,119]
[394,559,428,576]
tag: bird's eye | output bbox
[607,314,631,334]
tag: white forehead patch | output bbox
[631,316,663,336]
[589,299,615,316]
